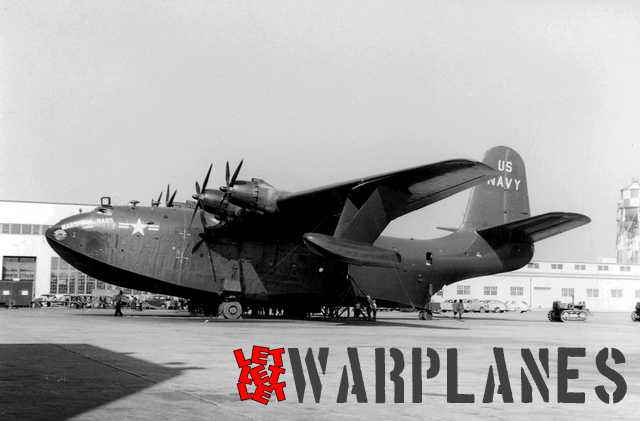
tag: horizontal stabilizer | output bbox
[478,212,590,243]
[303,233,401,269]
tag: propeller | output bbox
[191,210,208,253]
[190,164,213,227]
[221,160,243,193]
[151,190,162,207]
[165,184,177,207]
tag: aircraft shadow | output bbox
[0,343,199,420]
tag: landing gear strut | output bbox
[219,301,243,319]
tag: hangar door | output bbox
[1,256,36,307]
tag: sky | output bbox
[1,0,640,261]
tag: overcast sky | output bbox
[2,0,640,261]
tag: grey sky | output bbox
[1,0,639,261]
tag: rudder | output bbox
[461,146,530,230]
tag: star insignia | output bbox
[130,218,146,236]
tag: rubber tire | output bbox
[547,311,555,322]
[418,311,425,320]
[632,312,639,322]
[221,301,242,320]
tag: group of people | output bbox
[353,296,378,321]
[451,298,465,320]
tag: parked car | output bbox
[469,299,489,312]
[469,299,506,312]
[505,300,530,313]
[462,299,473,312]
[31,294,65,308]
[485,299,506,313]
[439,299,455,312]
[439,299,471,313]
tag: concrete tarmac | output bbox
[1,308,639,420]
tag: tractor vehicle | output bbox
[547,300,588,322]
[631,302,640,322]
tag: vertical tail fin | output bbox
[461,146,530,230]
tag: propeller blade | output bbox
[191,209,209,253]
[189,202,200,227]
[166,184,170,204]
[225,161,230,186]
[202,164,212,191]
[192,235,205,253]
[229,159,243,187]
[167,189,177,207]
[195,181,201,195]
[157,190,163,204]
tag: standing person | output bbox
[371,299,378,321]
[114,290,124,317]
[458,299,464,320]
[452,300,458,319]
[354,301,362,319]
[365,295,373,320]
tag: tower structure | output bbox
[616,179,640,264]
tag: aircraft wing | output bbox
[276,159,497,235]
[478,212,590,242]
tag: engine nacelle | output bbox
[199,189,242,219]
[226,178,280,214]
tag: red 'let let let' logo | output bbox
[234,346,287,405]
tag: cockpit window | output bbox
[95,207,113,216]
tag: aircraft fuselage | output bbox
[45,204,533,311]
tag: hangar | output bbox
[437,260,640,312]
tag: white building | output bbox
[0,200,123,301]
[437,260,640,312]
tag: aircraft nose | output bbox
[45,213,90,243]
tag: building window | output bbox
[551,264,563,270]
[574,264,586,271]
[10,224,20,234]
[598,265,609,271]
[587,288,599,298]
[484,286,498,296]
[50,273,57,294]
[1,224,9,234]
[620,266,631,272]
[610,289,623,298]
[510,286,524,296]
[457,285,470,295]
[86,277,96,294]
[435,290,443,296]
[561,288,574,297]
[2,256,36,281]
[527,263,539,269]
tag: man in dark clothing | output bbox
[114,291,124,317]
[371,299,378,321]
